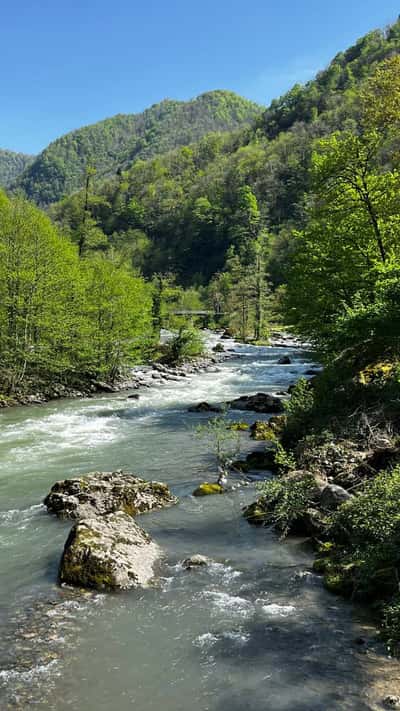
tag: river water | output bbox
[0,336,395,710]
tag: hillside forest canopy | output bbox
[1,18,400,396]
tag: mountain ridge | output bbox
[0,149,35,188]
[13,90,263,205]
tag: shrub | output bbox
[282,378,315,444]
[273,443,296,474]
[255,474,318,536]
[330,466,400,546]
[382,597,400,656]
[163,326,205,364]
[318,467,400,604]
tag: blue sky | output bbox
[1,0,399,154]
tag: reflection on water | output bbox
[0,338,391,710]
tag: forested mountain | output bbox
[52,19,400,289]
[0,149,34,187]
[14,91,262,205]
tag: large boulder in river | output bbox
[59,511,161,591]
[44,470,178,520]
[229,393,284,414]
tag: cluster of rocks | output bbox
[187,392,286,416]
[268,331,309,349]
[187,392,287,496]
[44,471,178,592]
[128,354,228,390]
[229,392,285,414]
[242,423,400,537]
[296,439,400,489]
[0,381,95,408]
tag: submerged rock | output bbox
[384,696,400,709]
[44,470,178,520]
[192,483,224,496]
[188,402,223,413]
[229,392,284,414]
[182,554,211,570]
[243,501,269,526]
[245,449,278,470]
[59,511,161,591]
[234,447,278,473]
[277,355,292,365]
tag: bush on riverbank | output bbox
[162,327,205,365]
[245,473,322,535]
[245,373,400,652]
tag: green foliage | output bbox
[317,468,400,612]
[15,92,262,205]
[80,255,152,379]
[255,474,317,536]
[273,443,297,474]
[0,149,34,187]
[330,467,400,546]
[381,596,400,655]
[282,378,315,444]
[196,408,242,473]
[0,191,153,391]
[163,327,205,365]
[45,19,400,298]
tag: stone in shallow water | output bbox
[44,470,178,520]
[182,554,211,570]
[229,392,284,414]
[59,511,162,591]
[192,483,224,496]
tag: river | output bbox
[0,336,395,710]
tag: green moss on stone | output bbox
[192,483,224,496]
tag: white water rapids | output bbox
[0,336,391,710]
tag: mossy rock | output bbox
[358,361,396,385]
[45,470,178,520]
[243,501,270,526]
[317,541,336,555]
[228,422,249,431]
[192,483,224,497]
[250,421,278,441]
[324,571,354,597]
[212,343,225,353]
[59,512,162,591]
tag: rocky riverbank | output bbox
[0,329,310,410]
[0,343,235,409]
